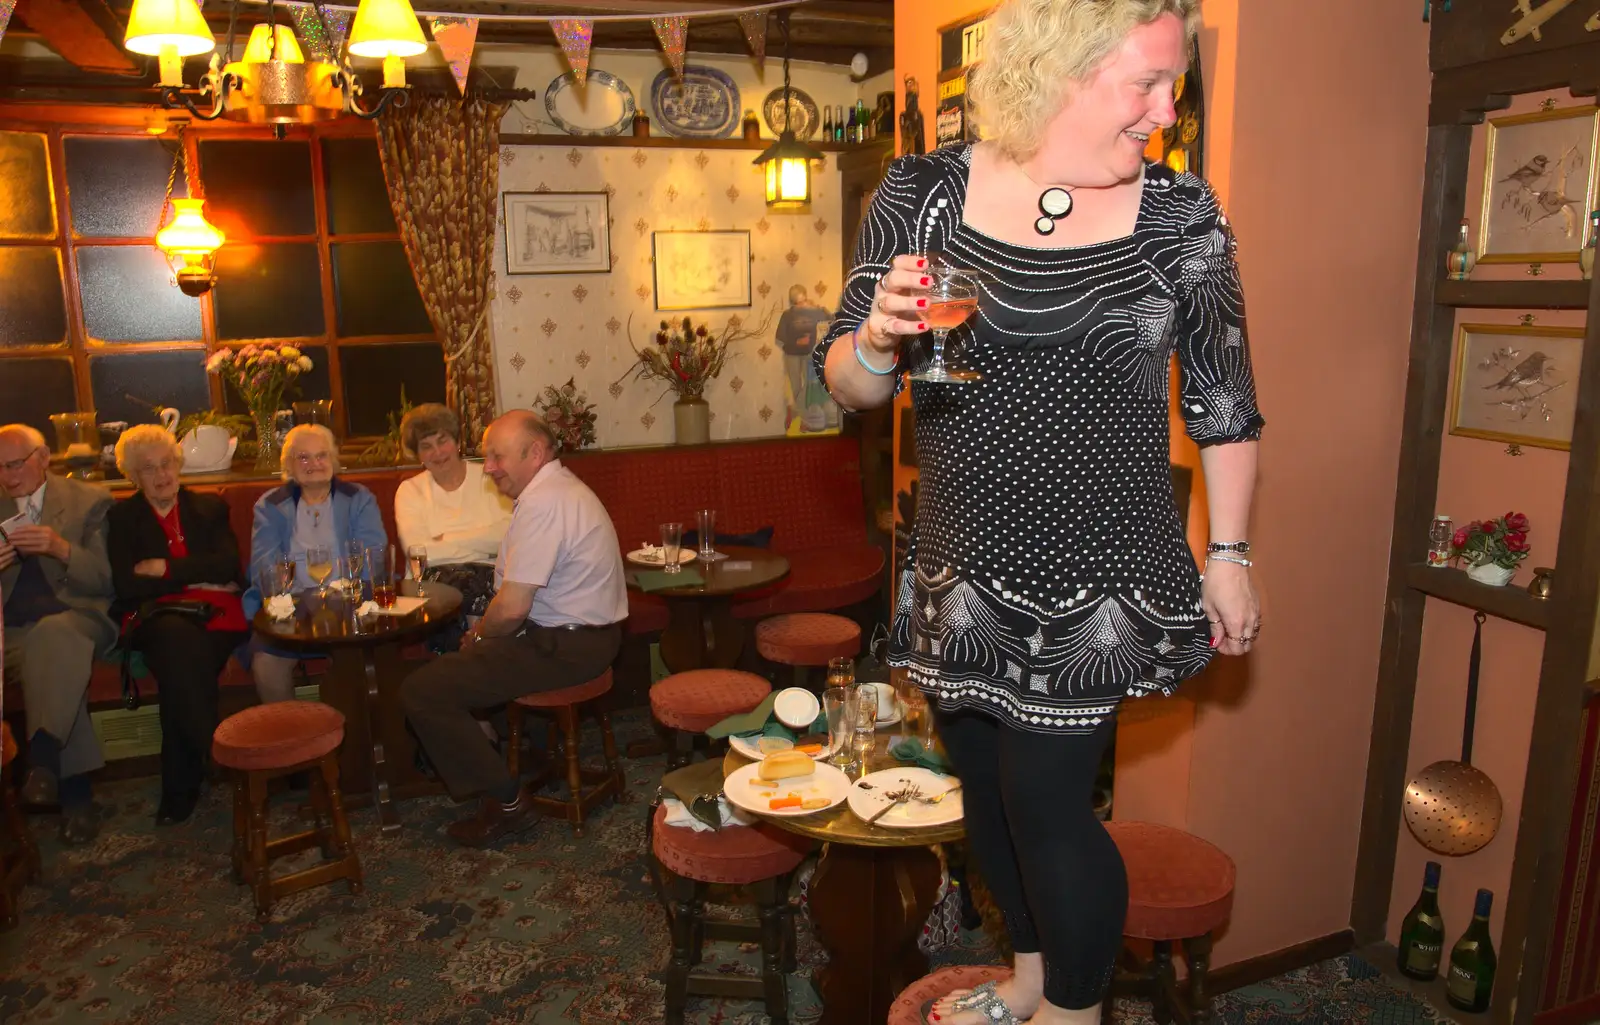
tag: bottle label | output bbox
[1447,963,1479,1004]
[1405,942,1441,972]
[1427,549,1450,567]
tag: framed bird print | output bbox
[1478,104,1600,264]
[1449,323,1585,451]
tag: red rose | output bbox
[1505,532,1529,552]
[1504,512,1529,533]
[1452,528,1469,548]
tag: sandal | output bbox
[921,980,1023,1025]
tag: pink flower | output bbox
[1504,512,1529,533]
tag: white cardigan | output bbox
[393,460,512,566]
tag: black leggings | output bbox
[938,707,1126,1009]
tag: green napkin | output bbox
[705,693,778,739]
[733,712,829,743]
[889,738,953,775]
[633,568,705,593]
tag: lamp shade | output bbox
[347,0,428,58]
[241,23,306,64]
[124,0,215,57]
[156,198,225,258]
[755,133,823,209]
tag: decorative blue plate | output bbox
[650,66,741,139]
[544,70,637,137]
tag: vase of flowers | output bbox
[205,342,314,472]
[1452,511,1530,586]
[534,377,598,452]
[620,313,771,446]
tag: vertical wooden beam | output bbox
[1498,268,1600,1024]
[1350,123,1472,944]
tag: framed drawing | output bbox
[1449,322,1585,451]
[503,191,611,275]
[1478,104,1599,264]
[651,230,752,310]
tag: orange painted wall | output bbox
[891,0,1432,966]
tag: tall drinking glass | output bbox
[696,509,725,562]
[305,544,333,600]
[660,522,684,574]
[371,544,397,609]
[907,256,983,384]
[345,540,367,601]
[824,685,855,768]
[407,544,429,597]
[826,656,855,689]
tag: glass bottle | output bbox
[855,99,871,141]
[1397,861,1445,980]
[845,105,859,144]
[1446,219,1476,281]
[1446,889,1497,1014]
[1581,210,1598,281]
[822,105,834,141]
[1427,514,1453,568]
[834,104,846,143]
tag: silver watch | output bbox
[1207,540,1251,554]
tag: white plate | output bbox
[375,595,427,616]
[544,69,637,136]
[626,547,698,566]
[846,767,963,829]
[723,760,851,818]
[728,731,838,763]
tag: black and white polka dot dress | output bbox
[816,145,1264,735]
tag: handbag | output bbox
[118,598,219,710]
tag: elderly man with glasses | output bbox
[0,423,117,845]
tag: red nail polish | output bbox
[919,276,931,286]
[1209,636,1219,648]
[916,258,928,269]
[917,298,929,308]
[917,323,928,332]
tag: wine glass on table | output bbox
[344,540,367,601]
[305,544,333,601]
[907,256,983,384]
[407,544,429,598]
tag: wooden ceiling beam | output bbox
[16,0,138,75]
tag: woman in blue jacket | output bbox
[247,424,387,702]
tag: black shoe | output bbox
[156,790,200,825]
[59,804,101,847]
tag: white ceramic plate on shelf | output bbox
[723,760,851,818]
[846,767,963,829]
[544,70,637,136]
[626,546,698,567]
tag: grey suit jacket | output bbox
[0,473,115,626]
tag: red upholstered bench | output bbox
[1108,820,1236,1024]
[889,965,1014,1025]
[649,802,812,1024]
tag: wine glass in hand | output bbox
[908,258,983,384]
[407,544,429,598]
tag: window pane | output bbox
[0,357,77,437]
[89,350,211,427]
[220,345,332,413]
[0,247,68,347]
[322,139,396,234]
[198,139,315,237]
[0,131,56,239]
[78,247,203,343]
[331,242,431,337]
[212,243,325,340]
[340,342,445,436]
[66,136,187,239]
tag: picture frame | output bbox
[503,191,611,275]
[1478,104,1599,265]
[1449,322,1585,451]
[651,230,753,311]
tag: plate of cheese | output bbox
[723,752,850,818]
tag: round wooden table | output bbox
[724,733,964,1025]
[627,545,789,672]
[252,581,461,834]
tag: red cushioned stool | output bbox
[648,802,812,1024]
[1109,821,1236,1024]
[889,965,1014,1025]
[1,722,40,932]
[212,701,364,920]
[504,669,625,837]
[649,669,770,769]
[755,613,862,690]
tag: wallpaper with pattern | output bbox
[490,146,844,449]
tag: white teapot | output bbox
[180,424,237,474]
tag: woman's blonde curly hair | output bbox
[967,0,1200,163]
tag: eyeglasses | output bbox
[0,450,44,473]
[294,452,332,466]
[138,458,180,475]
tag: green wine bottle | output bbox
[1446,889,1497,1013]
[1396,861,1445,980]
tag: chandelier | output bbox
[754,10,824,210]
[123,0,426,126]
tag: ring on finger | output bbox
[875,294,889,313]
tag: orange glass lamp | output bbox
[753,12,822,210]
[156,198,225,297]
[347,0,428,89]
[123,0,216,88]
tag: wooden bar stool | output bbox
[1108,820,1236,1024]
[212,702,364,921]
[755,613,862,689]
[648,669,770,769]
[505,669,625,837]
[1,722,39,932]
[648,802,812,1024]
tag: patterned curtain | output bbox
[375,95,510,450]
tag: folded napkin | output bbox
[705,692,777,739]
[889,738,953,775]
[660,758,739,830]
[633,568,705,593]
[661,796,756,832]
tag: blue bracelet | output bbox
[852,329,899,376]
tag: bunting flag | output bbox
[0,0,15,54]
[738,11,768,63]
[429,16,480,95]
[651,15,688,78]
[551,19,594,85]
[287,4,353,64]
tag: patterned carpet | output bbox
[1,711,1453,1025]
